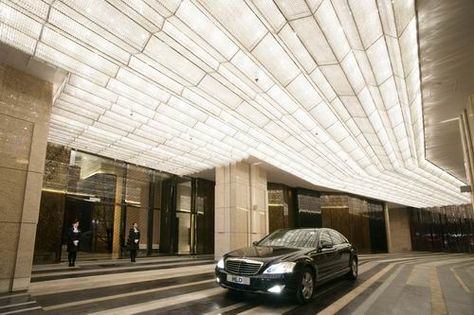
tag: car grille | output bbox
[225,259,263,276]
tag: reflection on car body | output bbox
[215,228,358,304]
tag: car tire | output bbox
[295,267,315,304]
[346,257,358,280]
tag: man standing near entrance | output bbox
[127,223,140,262]
[66,220,81,267]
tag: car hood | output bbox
[225,245,307,263]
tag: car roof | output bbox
[276,228,339,233]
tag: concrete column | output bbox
[0,64,52,292]
[214,161,268,259]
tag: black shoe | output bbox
[69,263,73,267]
[131,259,136,262]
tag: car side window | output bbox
[337,231,348,244]
[319,231,333,248]
[329,230,344,245]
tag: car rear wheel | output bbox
[347,257,358,280]
[296,267,314,304]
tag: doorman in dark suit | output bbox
[66,220,81,267]
[127,222,140,262]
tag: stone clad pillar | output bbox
[385,206,412,253]
[460,95,474,213]
[214,161,268,259]
[0,64,52,292]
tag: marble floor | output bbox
[0,252,472,314]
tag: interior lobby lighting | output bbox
[0,0,468,207]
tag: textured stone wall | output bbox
[0,64,52,292]
[387,207,412,252]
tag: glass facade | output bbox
[34,143,214,264]
[409,205,474,253]
[296,189,322,228]
[267,184,388,254]
[321,195,387,253]
[267,184,295,232]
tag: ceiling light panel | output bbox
[290,17,336,65]
[156,31,215,73]
[198,75,242,109]
[61,0,149,50]
[0,2,42,39]
[115,68,170,102]
[50,2,137,53]
[366,37,393,85]
[47,8,130,64]
[144,36,206,86]
[1,0,467,207]
[252,33,300,86]
[230,51,273,92]
[0,23,36,54]
[61,85,113,109]
[35,43,110,86]
[287,73,322,111]
[175,0,238,60]
[166,16,227,63]
[348,0,383,49]
[198,0,267,51]
[129,56,184,95]
[68,75,118,102]
[251,0,286,32]
[108,0,164,32]
[218,63,259,99]
[5,0,49,20]
[274,0,311,20]
[278,24,317,73]
[41,27,119,77]
[161,21,219,70]
[320,64,354,96]
[314,0,350,62]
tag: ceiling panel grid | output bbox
[0,0,468,206]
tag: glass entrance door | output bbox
[176,180,192,254]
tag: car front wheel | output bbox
[296,267,314,304]
[347,257,358,280]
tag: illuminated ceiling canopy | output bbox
[0,0,468,207]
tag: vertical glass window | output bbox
[297,191,322,228]
[176,180,192,254]
[35,143,214,263]
[195,179,215,254]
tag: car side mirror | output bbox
[252,241,259,246]
[320,240,333,250]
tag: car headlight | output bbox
[217,258,224,269]
[263,262,296,274]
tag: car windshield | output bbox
[257,229,319,248]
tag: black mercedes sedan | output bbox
[215,228,358,303]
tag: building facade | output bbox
[35,143,215,263]
[32,143,474,265]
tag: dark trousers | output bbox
[68,251,77,265]
[130,249,137,262]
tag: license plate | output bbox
[226,275,250,285]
